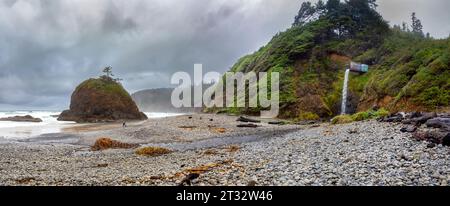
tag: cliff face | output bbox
[58,77,147,123]
[222,2,449,120]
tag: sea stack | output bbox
[58,75,147,123]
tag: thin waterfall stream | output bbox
[341,69,350,114]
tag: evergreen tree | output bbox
[103,66,114,78]
[293,2,316,27]
[293,0,328,27]
[411,12,424,37]
[326,0,341,16]
[316,0,326,10]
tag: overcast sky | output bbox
[0,0,449,110]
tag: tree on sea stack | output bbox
[102,66,114,78]
[58,67,147,123]
[101,66,123,82]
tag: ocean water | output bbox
[0,111,183,139]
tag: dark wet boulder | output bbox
[406,112,422,119]
[425,118,450,131]
[443,133,450,147]
[402,112,437,125]
[400,125,417,133]
[379,113,404,122]
[412,130,448,144]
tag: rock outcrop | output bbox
[58,77,147,123]
[0,115,43,123]
[380,112,450,146]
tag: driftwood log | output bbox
[237,123,258,128]
[236,116,261,123]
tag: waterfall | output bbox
[341,69,350,114]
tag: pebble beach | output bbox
[0,114,449,186]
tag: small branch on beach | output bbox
[268,121,285,125]
[237,123,259,128]
[178,125,197,130]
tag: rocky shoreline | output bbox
[0,114,449,186]
[0,115,43,123]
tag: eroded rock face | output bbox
[0,115,42,122]
[58,77,147,123]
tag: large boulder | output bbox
[58,77,147,123]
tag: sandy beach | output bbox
[1,113,449,186]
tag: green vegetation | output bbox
[417,86,450,109]
[220,0,449,119]
[75,67,131,100]
[351,108,389,121]
[76,78,131,100]
[332,108,389,124]
[297,112,320,121]
[331,115,353,124]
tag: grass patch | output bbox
[351,108,390,121]
[332,108,390,124]
[331,115,353,124]
[297,112,320,121]
[76,78,131,100]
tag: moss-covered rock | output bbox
[58,77,147,123]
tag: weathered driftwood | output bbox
[237,123,258,128]
[268,121,285,125]
[236,116,261,123]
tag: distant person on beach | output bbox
[123,122,127,128]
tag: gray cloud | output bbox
[378,0,450,38]
[0,0,448,110]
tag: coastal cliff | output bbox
[221,0,449,119]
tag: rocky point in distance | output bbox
[58,67,147,123]
[0,115,43,123]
